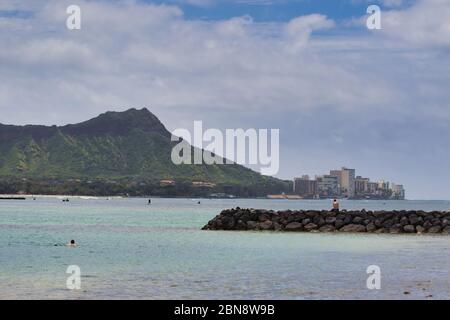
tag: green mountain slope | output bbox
[0,108,290,196]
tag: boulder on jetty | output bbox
[202,208,450,234]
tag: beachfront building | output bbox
[293,167,405,200]
[378,180,390,191]
[330,167,355,197]
[316,175,339,198]
[368,182,378,195]
[391,183,406,200]
[355,176,370,195]
[329,170,342,191]
[293,176,318,198]
[341,167,356,197]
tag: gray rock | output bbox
[428,226,441,233]
[408,215,422,225]
[432,218,441,226]
[319,225,335,232]
[285,222,303,231]
[335,219,345,229]
[286,215,297,223]
[433,212,443,218]
[400,216,409,226]
[222,216,235,229]
[318,218,326,226]
[304,223,318,231]
[215,219,223,228]
[340,224,366,233]
[273,222,282,231]
[271,215,281,223]
[258,213,271,222]
[353,216,364,224]
[327,211,337,217]
[403,225,416,233]
[325,217,336,224]
[374,219,383,227]
[366,223,376,232]
[423,221,433,229]
[306,211,317,218]
[246,221,258,229]
[294,212,306,220]
[259,220,273,230]
[302,218,311,226]
[442,226,450,234]
[236,220,247,230]
[382,219,394,228]
[416,225,425,234]
[313,216,325,226]
[389,227,401,234]
[372,211,384,217]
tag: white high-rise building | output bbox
[391,183,405,200]
[341,167,356,197]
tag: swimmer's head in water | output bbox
[70,240,75,244]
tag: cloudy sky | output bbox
[0,0,449,199]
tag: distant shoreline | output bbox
[0,193,446,201]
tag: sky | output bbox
[0,0,449,199]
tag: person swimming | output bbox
[66,239,77,247]
[332,199,340,212]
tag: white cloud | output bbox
[0,0,447,124]
[382,0,450,47]
[215,15,253,37]
[284,14,335,51]
[382,0,404,7]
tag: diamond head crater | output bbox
[0,108,291,197]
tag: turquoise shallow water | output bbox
[0,198,449,300]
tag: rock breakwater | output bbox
[202,208,450,234]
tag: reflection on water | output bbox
[0,198,449,299]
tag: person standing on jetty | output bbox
[332,199,340,212]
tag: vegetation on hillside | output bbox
[0,108,291,197]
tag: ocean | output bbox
[1,197,449,299]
